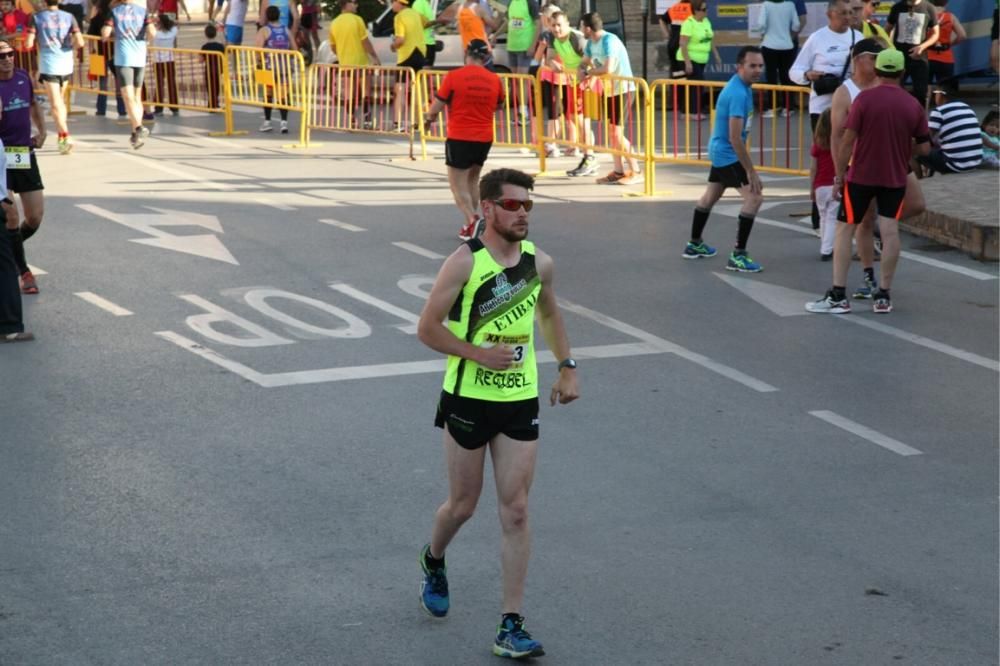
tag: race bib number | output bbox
[5,146,30,170]
[510,18,525,29]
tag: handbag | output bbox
[812,31,854,96]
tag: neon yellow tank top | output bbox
[443,239,541,401]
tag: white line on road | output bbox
[27,264,46,275]
[85,141,237,191]
[809,410,923,456]
[75,291,134,316]
[392,242,445,260]
[557,298,779,393]
[714,211,998,281]
[254,197,297,211]
[842,316,1000,372]
[318,219,365,232]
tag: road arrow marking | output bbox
[78,203,238,265]
[716,273,999,372]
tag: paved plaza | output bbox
[1,106,997,664]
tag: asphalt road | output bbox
[1,107,997,666]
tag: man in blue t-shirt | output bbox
[579,11,641,185]
[25,0,83,155]
[681,46,767,273]
[101,0,155,149]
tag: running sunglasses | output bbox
[492,198,533,212]
[0,52,15,60]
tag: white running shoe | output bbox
[805,291,851,314]
[259,120,273,132]
[280,120,288,134]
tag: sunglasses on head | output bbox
[492,198,533,212]
[0,52,15,60]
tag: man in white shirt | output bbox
[789,0,863,129]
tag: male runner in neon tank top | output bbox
[416,168,579,659]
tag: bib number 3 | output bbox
[5,147,30,170]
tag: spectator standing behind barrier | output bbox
[390,0,426,132]
[0,0,29,41]
[806,49,930,315]
[102,0,155,149]
[152,13,178,116]
[506,0,539,123]
[0,143,32,343]
[982,111,1000,168]
[0,39,48,296]
[256,4,292,133]
[656,0,690,75]
[88,0,126,118]
[218,0,248,44]
[410,0,437,67]
[329,0,379,127]
[299,0,321,51]
[755,0,800,117]
[790,0,862,130]
[681,46,766,273]
[580,11,641,185]
[539,10,590,162]
[926,0,963,89]
[675,1,721,120]
[26,0,83,154]
[857,0,890,45]
[201,23,224,109]
[886,0,938,108]
[423,39,503,241]
[917,86,982,175]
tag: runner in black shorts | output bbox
[838,182,905,223]
[445,139,491,170]
[0,41,47,296]
[707,161,750,189]
[603,91,630,126]
[434,391,538,449]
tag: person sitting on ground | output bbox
[981,110,1000,168]
[917,86,982,175]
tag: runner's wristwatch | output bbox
[557,358,577,371]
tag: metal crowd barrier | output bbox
[306,64,417,149]
[222,45,309,147]
[536,72,652,195]
[749,83,811,175]
[416,70,541,163]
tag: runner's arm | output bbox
[30,96,46,149]
[729,115,761,194]
[834,126,856,188]
[72,21,85,48]
[951,15,966,43]
[912,24,938,56]
[362,36,380,65]
[417,247,516,371]
[829,85,849,177]
[100,21,112,40]
[534,249,578,406]
[23,25,34,50]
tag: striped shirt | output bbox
[928,101,983,171]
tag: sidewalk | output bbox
[902,169,1000,261]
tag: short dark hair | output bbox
[266,5,280,21]
[158,12,175,30]
[204,23,218,38]
[930,0,947,6]
[45,0,59,7]
[480,168,535,202]
[737,46,762,64]
[580,11,602,31]
[982,110,999,128]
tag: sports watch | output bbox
[557,358,577,371]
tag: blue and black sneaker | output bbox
[726,251,763,273]
[419,544,449,618]
[493,614,545,659]
[682,240,717,259]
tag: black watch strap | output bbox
[557,358,577,371]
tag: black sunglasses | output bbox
[0,52,15,60]
[492,198,533,212]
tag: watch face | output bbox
[561,358,577,369]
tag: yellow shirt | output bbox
[394,7,427,63]
[329,13,370,66]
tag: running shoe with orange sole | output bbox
[20,271,38,295]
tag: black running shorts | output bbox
[398,50,425,72]
[6,151,44,194]
[708,161,749,189]
[445,139,492,170]
[604,92,630,126]
[838,181,905,224]
[434,390,539,450]
[38,73,70,86]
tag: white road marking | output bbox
[318,218,365,232]
[75,291,133,316]
[809,410,923,456]
[713,211,999,282]
[392,242,445,260]
[253,197,297,211]
[27,264,46,275]
[329,283,420,333]
[92,143,237,191]
[557,298,779,393]
[717,273,1000,372]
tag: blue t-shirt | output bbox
[32,9,76,75]
[108,3,151,68]
[270,0,291,28]
[584,31,634,94]
[709,74,753,167]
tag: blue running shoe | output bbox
[682,240,717,259]
[725,251,762,273]
[493,614,545,659]
[419,544,449,618]
[852,273,878,300]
